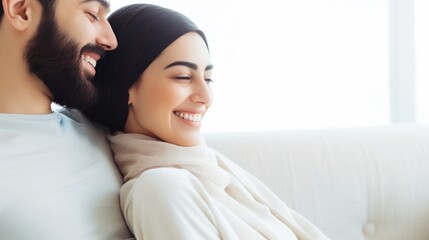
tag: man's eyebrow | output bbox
[81,0,110,10]
[165,61,213,71]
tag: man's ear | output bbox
[2,0,37,31]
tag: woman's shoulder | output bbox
[121,167,209,209]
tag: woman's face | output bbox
[125,32,213,146]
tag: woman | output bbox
[84,4,330,240]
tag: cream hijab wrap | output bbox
[109,133,330,240]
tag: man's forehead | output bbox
[80,0,110,9]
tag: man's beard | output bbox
[25,8,104,110]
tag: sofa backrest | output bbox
[204,124,429,240]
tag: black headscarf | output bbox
[83,4,208,132]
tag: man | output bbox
[0,0,132,239]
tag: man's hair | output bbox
[1,2,4,20]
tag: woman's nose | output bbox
[190,78,213,107]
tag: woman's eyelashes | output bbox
[174,75,191,80]
[173,75,213,84]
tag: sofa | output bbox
[4,124,427,239]
[204,124,429,240]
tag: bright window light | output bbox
[416,0,429,123]
[110,0,390,132]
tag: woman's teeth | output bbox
[174,111,202,122]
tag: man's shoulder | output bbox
[58,108,108,128]
[56,107,109,139]
[55,107,87,123]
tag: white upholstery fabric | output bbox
[204,124,429,240]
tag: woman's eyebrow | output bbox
[205,65,214,71]
[165,61,197,70]
[165,61,214,71]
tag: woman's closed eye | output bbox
[174,75,191,80]
[174,76,213,84]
